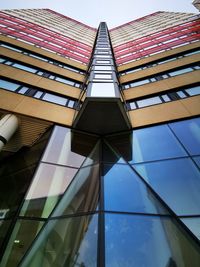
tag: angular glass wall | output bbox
[0,126,98,267]
[1,118,200,267]
[0,129,51,262]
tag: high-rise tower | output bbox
[0,8,200,267]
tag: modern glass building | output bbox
[0,8,200,267]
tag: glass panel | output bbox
[20,163,77,218]
[134,158,200,215]
[0,220,11,249]
[68,100,75,108]
[193,156,200,168]
[94,66,112,71]
[102,141,125,164]
[177,91,187,98]
[137,96,162,108]
[181,218,200,240]
[105,214,200,267]
[82,142,100,167]
[1,220,44,267]
[42,126,97,168]
[12,63,37,73]
[185,86,200,96]
[0,80,19,91]
[104,164,167,214]
[131,79,149,87]
[90,83,116,97]
[169,67,192,76]
[42,93,67,106]
[169,118,200,155]
[53,164,99,216]
[94,74,112,79]
[34,91,43,98]
[55,76,74,86]
[18,87,29,94]
[19,215,98,267]
[130,102,136,109]
[121,125,186,163]
[161,94,171,102]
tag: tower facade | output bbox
[0,8,200,267]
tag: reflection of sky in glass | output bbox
[130,124,186,163]
[104,164,167,214]
[169,118,200,156]
[134,158,200,215]
[74,215,98,267]
[105,214,173,267]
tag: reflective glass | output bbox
[55,76,75,86]
[193,156,200,168]
[0,80,19,91]
[0,220,11,249]
[181,218,200,240]
[122,125,186,163]
[161,94,171,102]
[134,158,200,215]
[53,164,99,216]
[20,215,98,267]
[20,163,77,218]
[137,96,162,108]
[185,86,200,96]
[42,126,97,168]
[105,214,200,267]
[1,220,44,267]
[18,87,29,94]
[12,63,37,73]
[90,83,116,97]
[42,93,67,106]
[177,91,187,98]
[169,67,192,76]
[104,164,167,214]
[169,118,200,155]
[131,79,149,87]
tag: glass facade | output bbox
[1,118,200,266]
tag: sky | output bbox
[0,0,198,28]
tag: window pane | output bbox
[193,156,200,168]
[131,79,149,87]
[137,96,162,108]
[134,158,200,215]
[17,87,29,94]
[0,220,11,249]
[161,94,171,102]
[53,164,99,216]
[169,118,200,155]
[42,93,67,106]
[181,218,200,240]
[0,80,19,91]
[104,164,167,214]
[177,91,187,98]
[90,83,116,97]
[19,215,98,267]
[169,67,192,76]
[55,76,74,86]
[185,86,200,96]
[105,214,200,267]
[12,63,37,73]
[42,126,97,167]
[20,163,77,218]
[130,125,186,163]
[1,220,44,267]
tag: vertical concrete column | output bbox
[0,114,19,151]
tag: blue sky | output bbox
[0,0,197,28]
